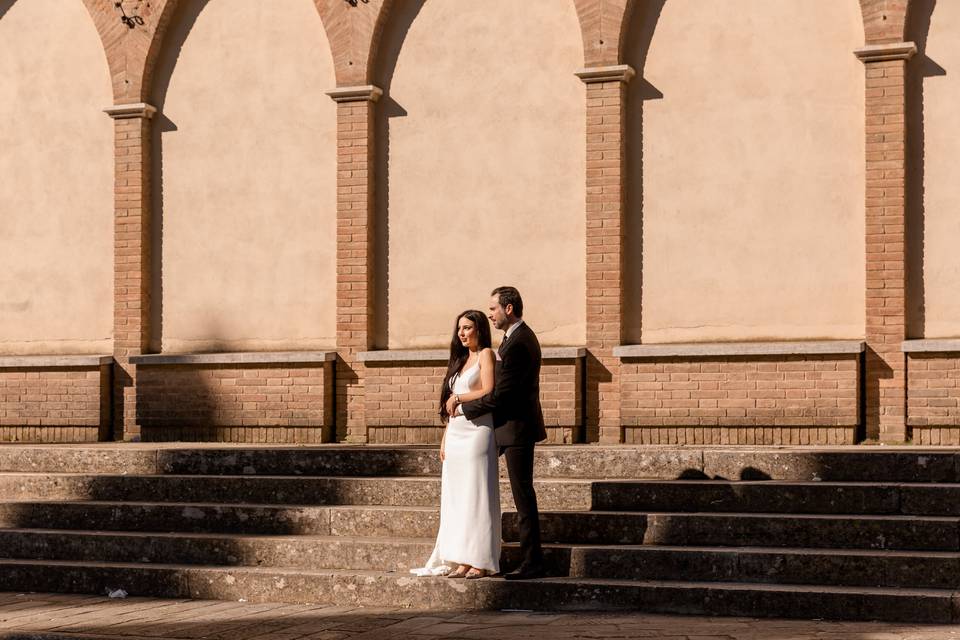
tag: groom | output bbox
[456,286,547,580]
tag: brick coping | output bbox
[0,355,113,368]
[357,347,587,362]
[902,339,960,353]
[129,351,337,365]
[614,341,866,359]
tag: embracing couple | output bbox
[410,286,547,580]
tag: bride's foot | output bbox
[465,568,487,580]
[446,565,470,578]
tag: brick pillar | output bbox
[104,102,157,441]
[854,42,917,442]
[327,85,382,443]
[575,66,634,444]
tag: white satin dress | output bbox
[410,362,501,575]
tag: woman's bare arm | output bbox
[453,348,495,403]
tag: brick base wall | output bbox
[135,363,334,443]
[0,366,110,443]
[621,355,859,445]
[364,356,583,444]
[625,426,856,445]
[907,353,960,444]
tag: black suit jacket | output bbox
[462,322,547,447]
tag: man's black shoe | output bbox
[503,565,546,580]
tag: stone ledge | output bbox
[614,341,866,359]
[129,352,337,366]
[103,102,157,119]
[854,41,917,63]
[326,85,383,103]
[358,347,586,363]
[574,64,636,84]
[0,355,113,369]
[902,340,960,354]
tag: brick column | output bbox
[854,42,917,442]
[575,65,634,444]
[327,85,382,443]
[104,102,157,441]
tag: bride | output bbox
[410,309,500,579]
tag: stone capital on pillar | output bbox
[854,42,917,63]
[575,65,636,84]
[326,85,383,103]
[103,103,158,120]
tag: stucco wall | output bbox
[624,0,866,344]
[914,1,960,338]
[379,0,586,349]
[154,0,337,353]
[0,0,113,355]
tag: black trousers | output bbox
[501,444,544,568]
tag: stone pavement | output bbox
[0,593,958,640]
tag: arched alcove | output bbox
[375,0,586,348]
[0,0,114,355]
[624,0,866,344]
[152,0,338,353]
[909,0,960,338]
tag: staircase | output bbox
[0,445,959,622]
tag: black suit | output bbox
[462,321,545,569]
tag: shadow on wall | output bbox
[134,364,220,442]
[147,0,212,353]
[583,350,610,443]
[905,0,942,338]
[623,0,666,345]
[371,0,424,349]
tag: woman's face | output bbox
[458,316,478,349]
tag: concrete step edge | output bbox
[0,528,435,543]
[0,558,953,597]
[537,511,960,522]
[5,529,960,560]
[11,473,960,488]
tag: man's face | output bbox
[488,295,512,331]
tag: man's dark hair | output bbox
[491,286,523,318]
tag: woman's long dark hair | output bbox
[439,309,492,421]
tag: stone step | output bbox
[0,474,592,511]
[0,502,439,537]
[146,446,960,483]
[591,480,960,516]
[510,511,960,551]
[0,528,528,576]
[1,529,957,590]
[565,544,960,589]
[0,447,160,475]
[6,501,958,551]
[154,446,705,480]
[0,558,952,622]
[5,445,960,483]
[0,529,435,572]
[8,473,960,517]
